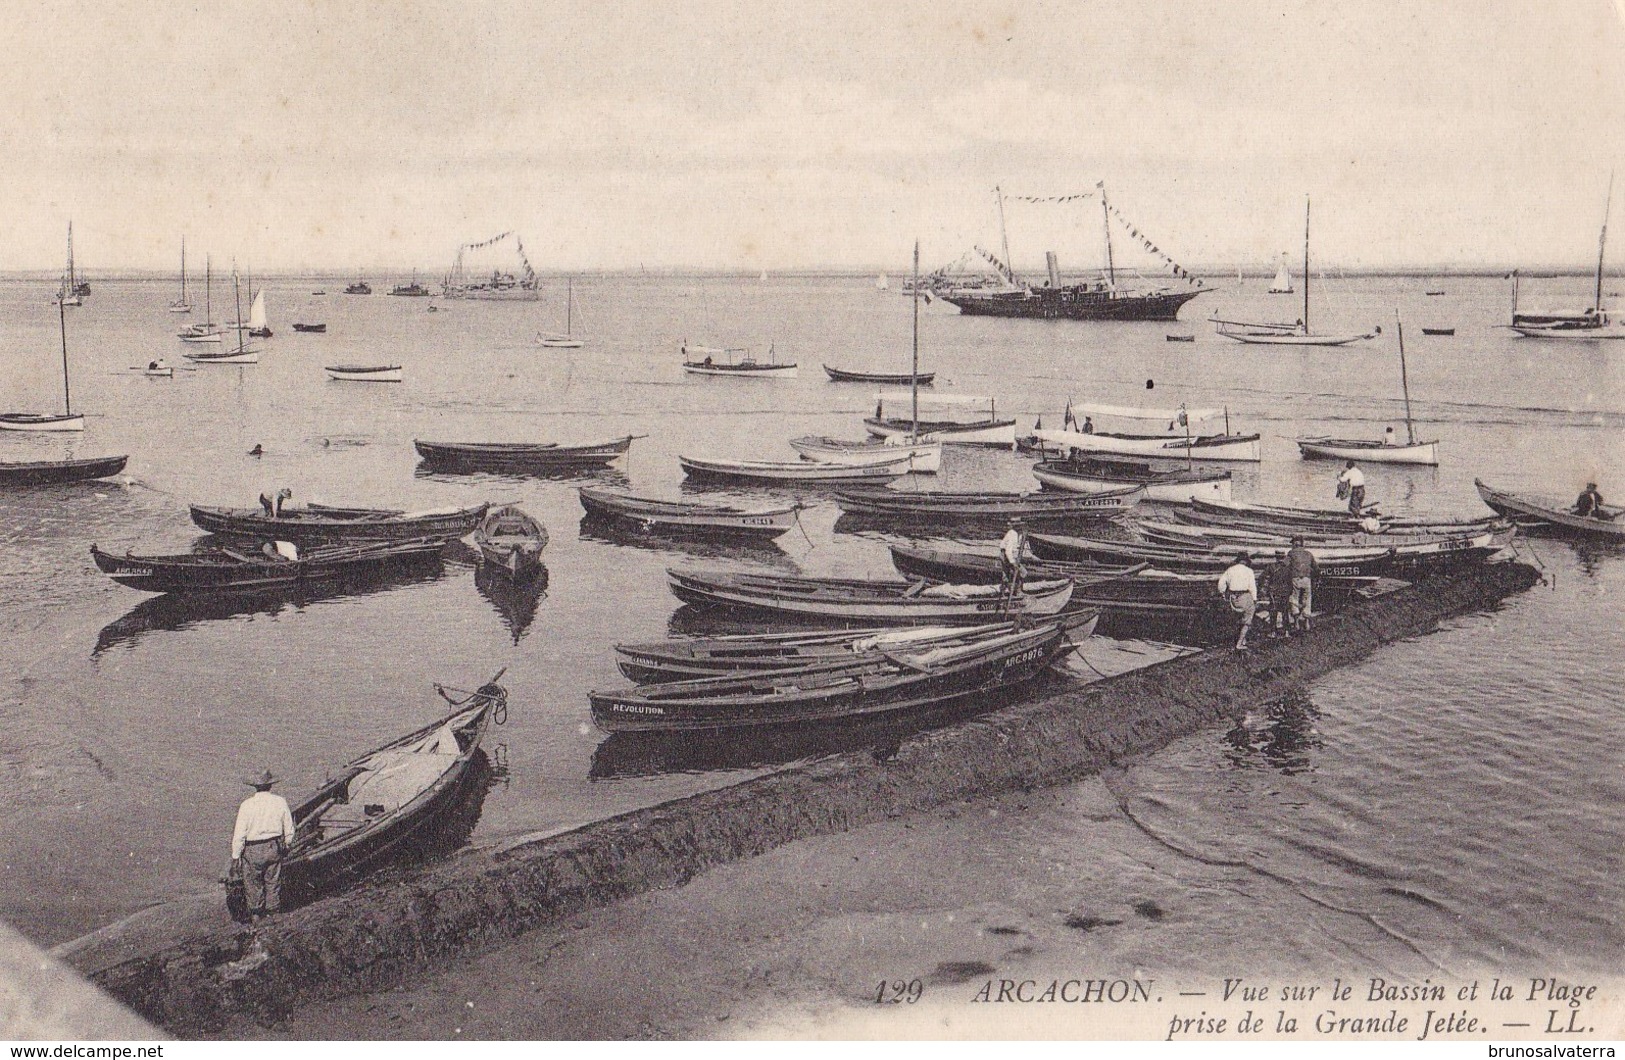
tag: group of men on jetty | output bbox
[1218,539,1317,652]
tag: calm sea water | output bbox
[0,272,1619,967]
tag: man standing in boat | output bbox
[231,770,295,923]
[999,518,1027,607]
[1216,551,1258,652]
[1573,482,1607,519]
[1336,460,1366,514]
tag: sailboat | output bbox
[876,271,889,291]
[184,267,259,364]
[1,297,87,431]
[538,278,585,348]
[1267,252,1294,294]
[1509,174,1625,340]
[247,288,272,338]
[168,239,192,312]
[1210,198,1379,346]
[177,257,224,343]
[68,223,90,298]
[53,224,82,307]
[1296,314,1440,465]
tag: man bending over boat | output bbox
[1217,552,1258,652]
[1336,461,1366,515]
[1573,483,1608,519]
[231,770,295,923]
[999,518,1027,606]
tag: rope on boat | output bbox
[1510,535,1553,590]
[436,667,510,724]
[792,504,815,549]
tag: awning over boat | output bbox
[1068,402,1224,423]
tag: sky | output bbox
[3,0,1624,274]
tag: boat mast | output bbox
[1101,183,1116,286]
[67,222,76,293]
[180,238,187,302]
[995,186,1014,285]
[58,293,72,416]
[1595,171,1613,312]
[233,265,247,356]
[1396,311,1416,445]
[205,256,212,325]
[566,277,573,337]
[1303,197,1311,334]
[911,241,921,439]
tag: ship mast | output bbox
[59,294,72,416]
[995,186,1014,286]
[911,241,921,439]
[1396,312,1416,446]
[1595,171,1613,312]
[1100,183,1116,286]
[1303,197,1312,335]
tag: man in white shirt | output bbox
[999,519,1027,605]
[1216,551,1258,651]
[1337,461,1366,514]
[232,770,296,922]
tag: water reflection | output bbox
[578,515,797,564]
[474,563,548,644]
[93,557,455,656]
[1223,685,1322,774]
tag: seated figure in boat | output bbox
[1573,483,1606,519]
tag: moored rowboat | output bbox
[189,501,488,543]
[327,364,402,382]
[679,453,911,484]
[579,487,801,538]
[1036,427,1261,463]
[0,454,127,486]
[1032,456,1232,503]
[667,567,1076,623]
[473,505,548,580]
[834,484,1143,528]
[1296,436,1439,466]
[823,365,936,385]
[415,436,636,472]
[788,435,943,474]
[90,537,447,594]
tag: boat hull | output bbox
[579,487,799,538]
[834,485,1143,528]
[327,365,403,382]
[789,436,943,474]
[1215,329,1377,346]
[1031,459,1232,502]
[668,568,1076,624]
[473,505,548,580]
[184,349,258,364]
[0,454,127,486]
[0,413,86,432]
[90,538,446,594]
[941,286,1205,321]
[189,502,488,543]
[864,417,1016,447]
[822,365,935,385]
[415,437,635,472]
[1296,437,1440,465]
[1036,428,1261,462]
[679,454,909,484]
[1475,479,1625,539]
[683,361,799,378]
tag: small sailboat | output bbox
[68,223,90,298]
[1211,199,1379,346]
[168,238,192,312]
[876,271,889,291]
[178,257,225,343]
[1,297,86,431]
[1296,314,1440,465]
[53,224,82,307]
[538,278,585,348]
[1267,252,1294,294]
[247,288,272,338]
[184,268,259,364]
[1509,174,1625,340]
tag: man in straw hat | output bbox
[231,769,295,922]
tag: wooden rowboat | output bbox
[1296,436,1439,465]
[834,484,1143,528]
[667,567,1076,623]
[90,537,447,594]
[189,501,488,543]
[415,436,637,473]
[823,365,935,385]
[292,323,327,333]
[590,617,1092,732]
[473,505,548,580]
[579,487,801,538]
[1032,456,1232,503]
[1036,427,1262,463]
[1475,479,1625,539]
[0,412,85,432]
[227,677,505,915]
[679,454,911,484]
[0,454,127,486]
[788,435,942,474]
[614,622,1029,683]
[326,364,402,382]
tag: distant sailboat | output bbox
[0,297,86,431]
[876,271,889,291]
[1509,174,1625,340]
[178,257,225,343]
[539,278,585,348]
[1211,199,1379,347]
[68,223,90,298]
[168,239,192,312]
[185,267,259,364]
[248,288,272,338]
[1267,252,1294,294]
[1296,314,1440,465]
[53,224,82,307]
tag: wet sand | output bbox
[236,771,1438,1040]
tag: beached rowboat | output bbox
[590,616,1093,732]
[227,678,504,912]
[579,487,801,538]
[667,568,1076,623]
